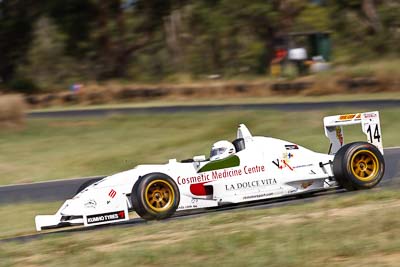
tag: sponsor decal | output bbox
[177,164,266,185]
[225,178,277,191]
[243,165,265,174]
[86,210,126,224]
[335,126,343,145]
[363,112,377,119]
[272,152,295,170]
[272,159,293,171]
[293,163,313,169]
[108,189,117,198]
[179,199,199,209]
[283,152,294,160]
[285,144,299,150]
[339,113,361,121]
[179,204,198,209]
[84,199,97,209]
[301,181,314,189]
[243,192,273,200]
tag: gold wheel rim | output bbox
[145,180,174,212]
[350,150,379,182]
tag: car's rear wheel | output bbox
[131,173,180,220]
[333,142,385,190]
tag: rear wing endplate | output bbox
[323,111,383,155]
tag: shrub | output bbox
[8,78,39,94]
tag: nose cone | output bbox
[60,198,84,216]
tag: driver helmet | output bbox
[210,140,236,161]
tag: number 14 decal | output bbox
[366,124,381,142]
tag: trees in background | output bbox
[0,0,398,91]
[0,0,38,84]
[328,0,399,63]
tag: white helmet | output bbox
[210,140,236,161]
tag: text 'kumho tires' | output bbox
[131,172,180,220]
[333,141,385,190]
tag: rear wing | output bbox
[323,111,383,155]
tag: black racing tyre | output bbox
[131,173,180,220]
[76,178,99,194]
[333,142,385,191]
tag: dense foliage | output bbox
[0,0,398,91]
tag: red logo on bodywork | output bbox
[272,159,293,171]
[336,126,343,146]
[108,189,117,198]
[118,211,125,219]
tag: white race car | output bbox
[35,111,385,231]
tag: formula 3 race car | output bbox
[35,111,385,231]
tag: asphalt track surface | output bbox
[1,148,399,243]
[0,176,104,204]
[28,99,400,118]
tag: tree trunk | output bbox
[164,9,183,70]
[96,1,114,79]
[362,0,382,33]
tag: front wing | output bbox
[35,194,129,231]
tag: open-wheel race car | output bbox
[35,111,385,231]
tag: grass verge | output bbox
[1,189,400,266]
[0,202,63,239]
[0,108,399,185]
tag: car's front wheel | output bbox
[131,173,180,220]
[333,141,385,190]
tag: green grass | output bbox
[0,201,63,239]
[2,189,400,266]
[1,108,399,185]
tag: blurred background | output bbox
[0,0,399,92]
